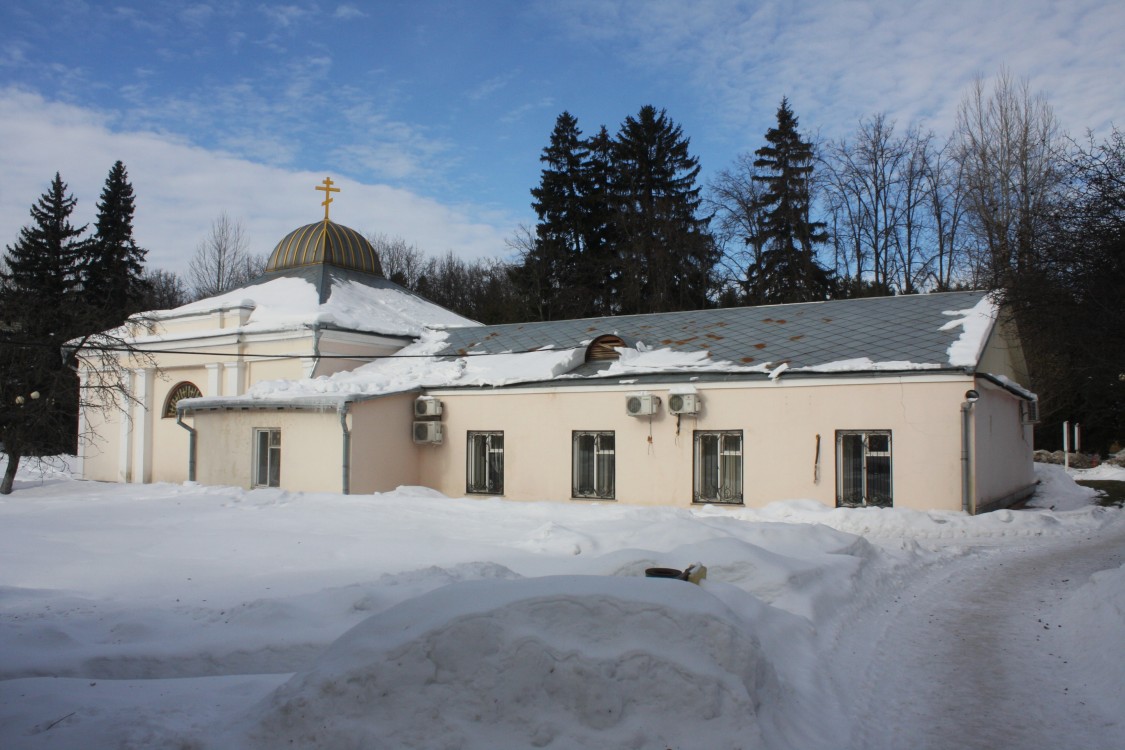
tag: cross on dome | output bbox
[315,176,340,220]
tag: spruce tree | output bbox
[610,105,716,314]
[516,112,591,320]
[0,174,88,487]
[1,173,87,337]
[751,98,834,303]
[84,161,147,327]
[581,125,617,316]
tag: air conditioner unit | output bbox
[625,393,660,417]
[413,421,444,444]
[414,397,443,417]
[1021,399,1040,425]
[668,393,700,415]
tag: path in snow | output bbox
[842,525,1125,750]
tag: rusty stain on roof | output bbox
[790,335,804,341]
[754,343,767,350]
[740,356,755,363]
[705,333,724,340]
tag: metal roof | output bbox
[266,219,383,276]
[435,291,994,373]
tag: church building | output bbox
[78,180,1038,514]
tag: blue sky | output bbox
[2,0,1123,275]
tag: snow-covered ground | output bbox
[1,459,1123,749]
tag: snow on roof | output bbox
[184,291,1010,410]
[151,274,475,338]
[941,294,998,367]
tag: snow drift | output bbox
[235,576,777,750]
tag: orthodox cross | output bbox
[315,176,340,220]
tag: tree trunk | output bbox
[1,450,21,495]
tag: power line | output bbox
[0,336,566,361]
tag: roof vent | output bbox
[586,334,627,362]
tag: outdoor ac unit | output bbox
[414,397,443,417]
[1021,399,1040,425]
[668,393,700,415]
[625,393,660,417]
[413,421,444,444]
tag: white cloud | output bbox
[543,0,1125,142]
[178,4,215,28]
[468,72,519,102]
[499,97,556,125]
[0,89,516,276]
[334,5,367,20]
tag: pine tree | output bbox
[610,105,716,314]
[0,174,89,488]
[83,161,147,327]
[751,98,834,303]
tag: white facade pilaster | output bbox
[223,361,246,396]
[205,363,222,396]
[131,368,155,483]
[118,371,133,483]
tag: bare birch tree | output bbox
[187,213,264,299]
[954,69,1064,287]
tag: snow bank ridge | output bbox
[238,576,776,750]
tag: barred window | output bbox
[836,430,892,507]
[573,431,615,499]
[694,431,743,504]
[467,431,504,495]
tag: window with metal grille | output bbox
[162,381,202,418]
[573,431,615,499]
[836,430,893,507]
[467,431,504,494]
[693,430,743,504]
[254,428,281,487]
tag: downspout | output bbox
[338,400,351,496]
[176,407,196,483]
[960,389,979,514]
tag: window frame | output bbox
[572,430,616,500]
[466,430,504,495]
[835,429,893,507]
[693,430,743,505]
[254,428,281,488]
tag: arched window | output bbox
[163,381,202,418]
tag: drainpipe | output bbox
[960,389,979,514]
[338,401,351,495]
[176,408,196,482]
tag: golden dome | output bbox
[266,219,383,276]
